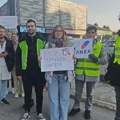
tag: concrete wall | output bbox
[16,0,44,26]
[15,0,87,31]
[45,0,60,27]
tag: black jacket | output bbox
[16,33,45,83]
[4,38,14,72]
[107,54,120,86]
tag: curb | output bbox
[70,94,116,111]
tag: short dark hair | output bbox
[26,19,36,26]
[86,26,97,33]
[0,25,5,30]
[117,29,120,36]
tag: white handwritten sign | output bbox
[70,38,93,58]
[0,16,18,29]
[41,47,74,72]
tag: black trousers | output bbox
[22,70,45,114]
[7,75,14,88]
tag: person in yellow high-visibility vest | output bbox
[16,19,46,120]
[105,29,120,120]
[68,26,107,119]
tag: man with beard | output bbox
[16,19,46,120]
[0,25,14,105]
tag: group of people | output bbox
[0,18,120,120]
[0,26,24,102]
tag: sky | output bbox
[0,0,120,31]
[66,0,120,31]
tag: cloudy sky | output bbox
[0,0,120,31]
[66,0,120,31]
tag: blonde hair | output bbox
[49,25,67,47]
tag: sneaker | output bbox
[1,98,9,105]
[21,112,30,120]
[37,113,46,120]
[68,108,81,116]
[15,93,19,98]
[84,110,92,119]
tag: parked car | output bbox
[102,40,115,58]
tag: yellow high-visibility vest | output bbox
[113,36,120,64]
[19,38,44,70]
[75,42,102,77]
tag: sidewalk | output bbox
[70,80,116,110]
[0,92,115,120]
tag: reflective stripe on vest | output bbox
[75,42,102,77]
[114,36,120,64]
[19,38,44,70]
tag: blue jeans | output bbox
[0,80,8,100]
[48,74,70,120]
[114,86,120,120]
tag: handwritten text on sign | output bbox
[41,47,74,72]
[70,39,93,58]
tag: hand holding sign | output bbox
[88,54,98,63]
[38,56,42,61]
[41,47,74,72]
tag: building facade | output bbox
[0,0,88,37]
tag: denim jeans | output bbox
[73,80,95,111]
[0,80,8,100]
[48,73,70,120]
[114,86,120,120]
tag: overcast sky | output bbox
[0,0,120,31]
[66,0,120,31]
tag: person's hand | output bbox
[72,54,77,64]
[38,56,42,61]
[0,51,8,58]
[88,54,98,63]
[17,76,22,80]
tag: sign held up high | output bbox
[0,16,18,29]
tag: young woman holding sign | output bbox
[45,25,75,120]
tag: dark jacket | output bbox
[16,33,46,85]
[107,54,120,86]
[5,38,14,72]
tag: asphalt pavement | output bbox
[0,90,115,120]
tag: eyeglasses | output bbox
[54,30,63,33]
[87,31,96,34]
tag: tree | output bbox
[94,23,98,26]
[103,25,111,30]
[106,26,110,30]
[103,25,107,29]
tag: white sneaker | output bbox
[37,113,46,120]
[21,112,30,120]
[15,93,19,98]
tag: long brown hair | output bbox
[49,25,67,47]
